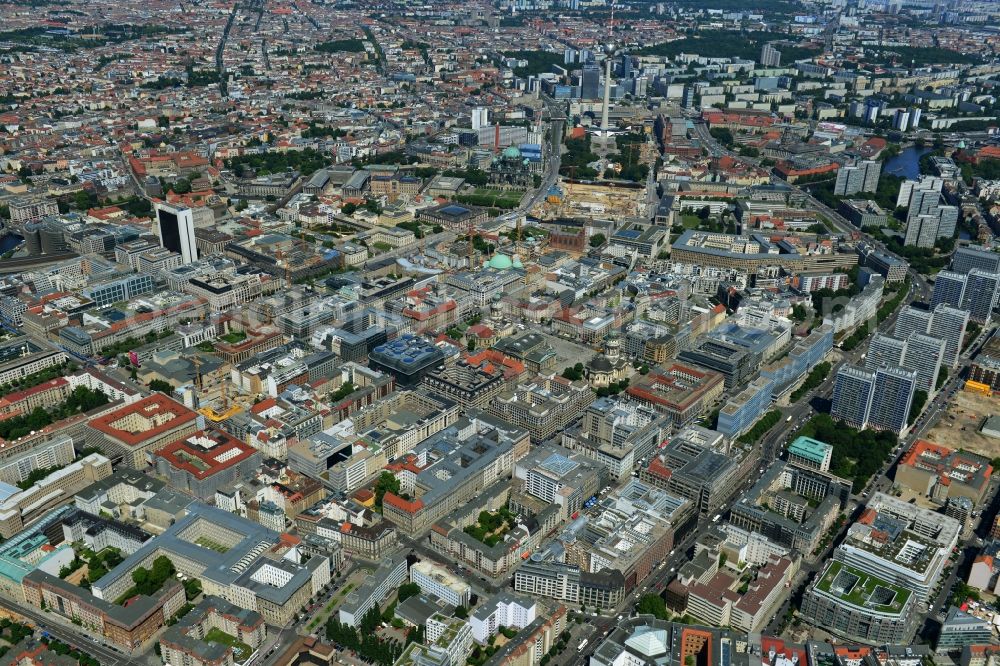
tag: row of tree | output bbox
[0,386,109,441]
[119,555,176,602]
[225,147,328,178]
[326,609,409,666]
[39,637,100,666]
[796,414,896,492]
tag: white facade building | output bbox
[469,593,537,643]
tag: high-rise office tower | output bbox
[472,107,489,131]
[936,205,959,239]
[932,271,967,309]
[894,306,932,342]
[961,269,1000,323]
[619,55,633,79]
[904,214,939,248]
[760,43,782,67]
[867,329,946,391]
[831,365,876,430]
[903,332,946,391]
[868,366,917,434]
[835,161,881,196]
[864,101,880,124]
[681,84,696,109]
[902,194,956,245]
[907,183,942,219]
[862,160,881,194]
[580,61,600,100]
[893,109,910,132]
[833,364,917,434]
[952,246,1000,275]
[835,166,862,197]
[928,304,969,367]
[898,176,943,210]
[866,333,906,372]
[154,203,196,265]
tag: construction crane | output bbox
[274,247,291,288]
[467,218,476,269]
[191,354,204,393]
[198,381,245,423]
[515,216,529,285]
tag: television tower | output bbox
[599,1,617,136]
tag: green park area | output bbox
[795,414,896,492]
[196,536,231,553]
[501,50,564,77]
[221,330,247,344]
[453,189,523,210]
[115,555,176,604]
[638,31,821,61]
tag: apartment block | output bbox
[159,596,267,666]
[469,593,536,644]
[381,415,530,535]
[339,556,408,627]
[86,394,200,468]
[410,561,471,608]
[561,397,667,481]
[895,439,993,504]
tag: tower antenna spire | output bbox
[600,4,616,137]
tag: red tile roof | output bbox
[153,429,258,479]
[88,394,198,447]
[383,492,423,513]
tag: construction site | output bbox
[922,385,1000,459]
[533,178,645,221]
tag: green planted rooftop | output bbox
[815,561,911,613]
[204,627,253,662]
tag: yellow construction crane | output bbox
[198,382,245,422]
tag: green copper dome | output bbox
[488,253,514,269]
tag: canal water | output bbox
[883,145,932,180]
[0,234,23,254]
[882,145,972,239]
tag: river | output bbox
[883,145,932,180]
[0,234,23,254]
[882,145,972,239]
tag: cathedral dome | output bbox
[590,355,613,372]
[487,253,514,269]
